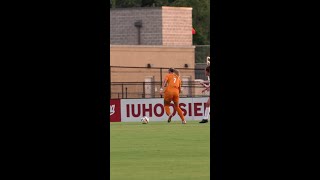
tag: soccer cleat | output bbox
[167,114,173,123]
[199,119,208,123]
[182,120,187,124]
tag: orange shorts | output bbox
[164,89,180,103]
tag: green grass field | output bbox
[110,120,210,180]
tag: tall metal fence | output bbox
[110,66,209,99]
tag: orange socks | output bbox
[164,105,171,116]
[175,106,185,121]
[165,104,185,121]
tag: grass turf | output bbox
[110,120,210,180]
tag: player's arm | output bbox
[200,80,210,86]
[202,86,210,93]
[200,81,210,88]
[160,75,168,95]
[161,79,167,89]
[201,79,210,92]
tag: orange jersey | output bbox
[164,73,181,92]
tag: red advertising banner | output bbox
[110,99,121,122]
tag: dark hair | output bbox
[173,69,180,76]
[168,68,174,73]
[205,65,210,73]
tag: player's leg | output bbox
[172,93,185,124]
[163,92,173,122]
[200,97,210,123]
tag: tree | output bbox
[170,0,210,45]
[111,0,143,8]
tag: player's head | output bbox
[168,68,174,73]
[173,69,180,76]
[205,65,210,76]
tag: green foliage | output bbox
[170,0,210,45]
[112,0,142,7]
[110,0,210,46]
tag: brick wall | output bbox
[110,45,196,99]
[162,6,193,46]
[110,6,193,46]
[110,45,195,82]
[110,8,162,45]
